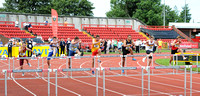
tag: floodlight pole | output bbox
[184,0,187,23]
[163,0,165,26]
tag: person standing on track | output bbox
[19,42,34,76]
[47,37,58,68]
[121,35,136,73]
[117,39,123,54]
[68,36,82,69]
[91,35,104,74]
[169,36,187,66]
[157,39,163,53]
[142,36,155,71]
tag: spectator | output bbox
[60,38,66,54]
[56,38,60,57]
[107,39,111,54]
[15,19,19,27]
[141,40,146,50]
[8,40,13,57]
[111,39,115,52]
[157,39,163,53]
[15,40,21,47]
[0,39,3,47]
[135,39,142,53]
[117,39,123,54]
[104,39,107,54]
[27,38,33,57]
[44,19,48,26]
[64,20,68,26]
[113,39,118,52]
[48,36,52,43]
[66,38,71,56]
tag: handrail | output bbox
[0,21,15,25]
[172,26,192,42]
[21,22,75,28]
[81,24,132,29]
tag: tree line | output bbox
[0,0,191,25]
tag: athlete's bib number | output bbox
[94,45,99,48]
[149,46,153,49]
[175,44,179,47]
[19,53,25,56]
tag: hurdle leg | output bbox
[70,58,72,78]
[98,56,100,77]
[173,55,175,74]
[8,58,10,78]
[151,55,153,74]
[125,56,127,76]
[55,70,58,96]
[190,66,192,96]
[196,54,198,73]
[12,58,15,78]
[66,57,68,77]
[4,70,7,96]
[148,66,150,96]
[141,67,144,96]
[176,55,178,74]
[48,69,50,96]
[96,68,98,96]
[42,57,44,77]
[37,58,40,78]
[103,69,105,96]
[121,56,123,75]
[184,67,187,96]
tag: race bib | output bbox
[149,46,153,49]
[29,44,32,48]
[94,45,99,48]
[175,44,179,47]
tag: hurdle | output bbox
[53,68,98,96]
[2,69,52,96]
[101,65,200,96]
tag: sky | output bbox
[0,0,199,23]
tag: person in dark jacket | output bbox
[8,40,13,57]
[27,38,33,57]
[60,38,66,54]
[66,38,71,56]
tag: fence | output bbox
[1,54,200,96]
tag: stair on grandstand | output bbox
[28,24,91,43]
[140,26,184,39]
[0,22,35,39]
[83,25,146,41]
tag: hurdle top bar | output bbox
[2,69,52,73]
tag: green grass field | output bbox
[155,58,200,71]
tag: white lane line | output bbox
[99,58,171,95]
[36,62,81,96]
[61,60,126,96]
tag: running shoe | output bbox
[27,63,32,67]
[132,58,136,61]
[22,73,24,76]
[122,70,124,73]
[97,60,101,63]
[92,71,95,75]
[183,57,187,60]
[142,57,146,62]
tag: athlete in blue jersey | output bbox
[47,37,58,68]
[68,36,82,68]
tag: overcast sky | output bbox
[0,0,199,22]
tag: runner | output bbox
[47,37,58,68]
[19,42,34,76]
[142,36,155,70]
[68,36,82,69]
[91,35,104,74]
[169,36,187,66]
[121,35,136,73]
[157,39,163,53]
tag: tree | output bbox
[178,4,191,23]
[164,5,180,25]
[132,0,163,25]
[106,0,140,18]
[1,0,94,16]
[106,0,163,25]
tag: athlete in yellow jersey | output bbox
[91,35,104,74]
[158,39,162,53]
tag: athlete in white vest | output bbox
[142,36,155,71]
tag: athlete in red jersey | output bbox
[19,42,34,76]
[169,36,187,66]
